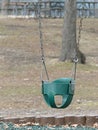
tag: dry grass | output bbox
[0,17,98,115]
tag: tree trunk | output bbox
[60,0,86,64]
[1,0,10,15]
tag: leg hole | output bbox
[55,95,63,107]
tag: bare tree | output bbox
[60,0,86,64]
[1,0,10,15]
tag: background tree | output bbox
[60,0,86,64]
[1,0,10,15]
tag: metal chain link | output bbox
[77,0,86,49]
[38,0,85,81]
[77,17,83,49]
[38,0,49,81]
[73,1,86,80]
[72,16,83,80]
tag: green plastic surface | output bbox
[42,78,75,109]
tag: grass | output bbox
[0,17,98,115]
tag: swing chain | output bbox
[73,1,86,80]
[77,17,83,49]
[73,58,78,80]
[72,14,84,80]
[77,0,86,48]
[38,0,85,81]
[38,0,49,81]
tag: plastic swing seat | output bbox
[42,78,75,109]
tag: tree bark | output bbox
[60,0,86,64]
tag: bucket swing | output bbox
[40,57,78,109]
[42,78,75,109]
[38,0,78,109]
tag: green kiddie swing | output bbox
[42,78,75,108]
[38,0,78,109]
[40,57,78,109]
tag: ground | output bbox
[0,17,98,117]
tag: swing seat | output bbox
[42,78,75,109]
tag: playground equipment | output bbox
[38,0,85,109]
